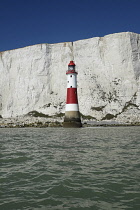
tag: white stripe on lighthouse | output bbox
[67,74,77,88]
[65,104,79,111]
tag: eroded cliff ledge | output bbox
[0,32,140,124]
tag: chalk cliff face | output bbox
[0,32,140,123]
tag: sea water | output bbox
[0,127,140,210]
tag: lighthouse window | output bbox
[70,75,72,77]
[70,86,72,88]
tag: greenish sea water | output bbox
[0,127,140,210]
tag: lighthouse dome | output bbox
[67,61,77,73]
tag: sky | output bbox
[0,0,140,52]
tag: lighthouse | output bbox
[63,61,82,128]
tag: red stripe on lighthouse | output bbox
[66,88,78,104]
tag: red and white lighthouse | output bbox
[63,61,82,127]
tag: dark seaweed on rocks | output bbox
[27,111,50,118]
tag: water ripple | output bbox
[0,127,140,209]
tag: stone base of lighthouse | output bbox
[63,111,82,128]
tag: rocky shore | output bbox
[0,116,140,128]
[0,116,63,128]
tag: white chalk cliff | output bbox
[0,32,140,123]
